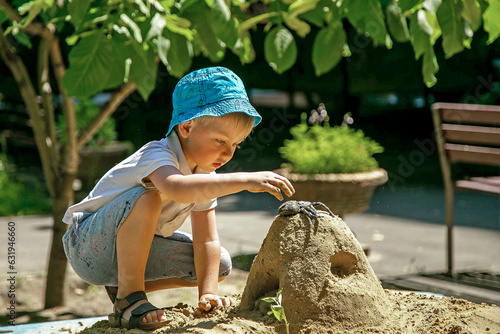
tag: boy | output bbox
[62,67,295,330]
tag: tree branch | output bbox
[0,26,57,197]
[37,38,59,164]
[48,35,79,191]
[0,0,52,39]
[77,82,137,150]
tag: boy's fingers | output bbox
[278,180,294,197]
[199,299,211,311]
[221,296,232,308]
[270,185,283,201]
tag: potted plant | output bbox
[276,104,388,218]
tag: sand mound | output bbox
[240,203,389,332]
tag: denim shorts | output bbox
[62,186,231,286]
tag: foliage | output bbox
[279,104,384,174]
[1,0,499,98]
[261,288,289,334]
[0,143,51,216]
[57,98,117,148]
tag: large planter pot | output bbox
[78,141,133,191]
[275,168,388,217]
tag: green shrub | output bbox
[57,97,117,147]
[279,104,384,174]
[0,149,52,216]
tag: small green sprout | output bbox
[261,288,290,334]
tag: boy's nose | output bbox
[221,145,235,158]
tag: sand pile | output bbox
[240,201,389,332]
[78,201,500,334]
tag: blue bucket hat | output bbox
[167,67,262,136]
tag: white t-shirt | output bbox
[62,132,217,237]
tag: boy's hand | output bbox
[199,294,234,311]
[244,172,295,201]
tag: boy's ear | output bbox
[177,121,194,138]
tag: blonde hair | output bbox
[193,112,255,135]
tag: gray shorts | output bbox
[62,186,231,286]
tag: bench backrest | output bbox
[431,102,500,168]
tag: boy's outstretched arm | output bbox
[191,209,232,310]
[148,165,295,203]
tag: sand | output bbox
[77,202,500,333]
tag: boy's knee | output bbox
[219,247,232,279]
[137,190,162,210]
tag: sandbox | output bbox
[79,201,500,333]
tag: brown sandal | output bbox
[108,291,168,330]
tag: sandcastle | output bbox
[240,201,390,333]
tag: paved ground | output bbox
[1,187,499,280]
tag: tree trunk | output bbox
[44,181,75,308]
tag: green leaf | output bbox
[423,0,441,15]
[261,297,277,303]
[149,0,166,12]
[62,30,113,97]
[288,0,319,17]
[264,26,297,74]
[0,7,9,24]
[462,0,482,32]
[270,305,285,322]
[399,0,424,13]
[121,13,144,43]
[410,10,432,59]
[387,3,410,42]
[483,0,500,44]
[67,0,90,28]
[425,9,442,45]
[211,0,238,48]
[182,0,225,62]
[12,29,32,48]
[345,0,391,47]
[107,35,131,87]
[146,13,166,41]
[233,29,255,64]
[162,30,193,78]
[239,12,280,33]
[17,0,45,28]
[283,13,310,37]
[128,40,158,100]
[422,46,438,87]
[312,22,347,76]
[156,35,170,66]
[135,0,151,16]
[436,0,465,58]
[165,15,193,40]
[160,0,175,10]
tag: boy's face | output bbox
[178,118,251,172]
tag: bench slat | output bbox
[469,176,500,186]
[442,124,500,146]
[432,103,500,126]
[456,180,500,195]
[445,143,500,166]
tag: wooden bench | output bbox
[431,102,500,274]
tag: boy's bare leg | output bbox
[144,276,226,292]
[145,278,197,292]
[116,190,166,324]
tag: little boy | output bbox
[62,67,294,330]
